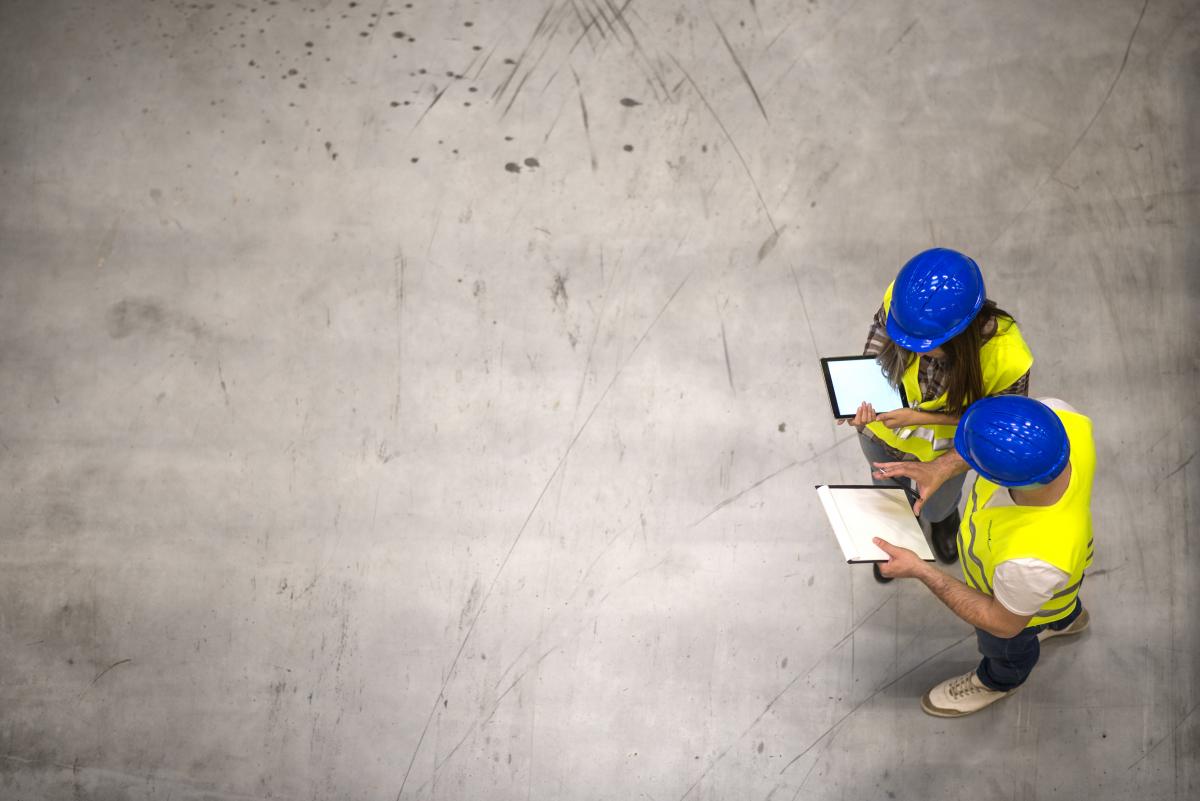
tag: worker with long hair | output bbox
[839,248,1033,583]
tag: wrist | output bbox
[914,560,941,585]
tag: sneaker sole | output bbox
[920,688,1015,718]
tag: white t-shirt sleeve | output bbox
[992,558,1071,617]
[1037,397,1080,415]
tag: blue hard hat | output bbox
[886,248,986,352]
[954,397,1070,487]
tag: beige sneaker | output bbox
[1038,608,1090,643]
[921,671,1013,718]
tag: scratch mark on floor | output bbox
[596,555,669,605]
[416,645,560,796]
[216,359,230,407]
[576,252,616,410]
[503,68,535,117]
[410,84,449,132]
[763,18,793,53]
[757,226,784,263]
[692,436,855,526]
[473,42,499,80]
[676,594,896,800]
[394,267,696,801]
[1127,699,1200,770]
[718,308,735,393]
[668,53,777,233]
[78,659,132,700]
[786,264,822,361]
[420,544,665,792]
[501,4,573,116]
[709,6,769,121]
[777,633,975,776]
[885,19,918,55]
[1162,451,1194,482]
[364,0,392,44]
[542,87,574,144]
[589,0,620,41]
[982,0,1149,255]
[493,2,557,101]
[569,0,600,50]
[602,0,670,99]
[426,209,441,258]
[491,524,628,698]
[572,68,599,171]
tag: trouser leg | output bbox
[917,469,967,525]
[977,599,1085,690]
[975,627,1041,691]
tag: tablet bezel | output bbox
[819,356,909,419]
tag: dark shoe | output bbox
[930,511,960,564]
[872,563,893,584]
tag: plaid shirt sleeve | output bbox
[995,370,1031,397]
[862,304,890,356]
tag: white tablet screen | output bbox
[823,358,905,417]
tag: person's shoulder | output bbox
[1037,397,1081,415]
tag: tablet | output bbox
[819,356,907,419]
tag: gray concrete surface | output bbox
[1,0,1197,799]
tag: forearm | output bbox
[931,449,969,480]
[915,564,1016,638]
[912,410,960,425]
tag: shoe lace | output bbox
[948,674,984,699]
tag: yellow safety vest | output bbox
[958,409,1096,626]
[866,282,1034,461]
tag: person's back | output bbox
[959,399,1094,629]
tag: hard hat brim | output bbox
[884,299,981,353]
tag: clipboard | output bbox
[815,484,934,563]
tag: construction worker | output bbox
[871,396,1093,717]
[838,248,1034,583]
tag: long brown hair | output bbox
[878,300,1014,414]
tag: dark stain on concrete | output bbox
[106,298,166,339]
[551,273,569,309]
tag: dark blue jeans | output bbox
[975,600,1084,691]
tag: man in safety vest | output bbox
[869,396,1093,717]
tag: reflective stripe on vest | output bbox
[958,409,1096,627]
[866,281,1034,462]
[894,425,956,452]
[958,483,993,595]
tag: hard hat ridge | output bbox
[885,248,986,352]
[955,397,1071,487]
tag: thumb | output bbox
[872,537,897,557]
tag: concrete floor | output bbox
[1,0,1197,799]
